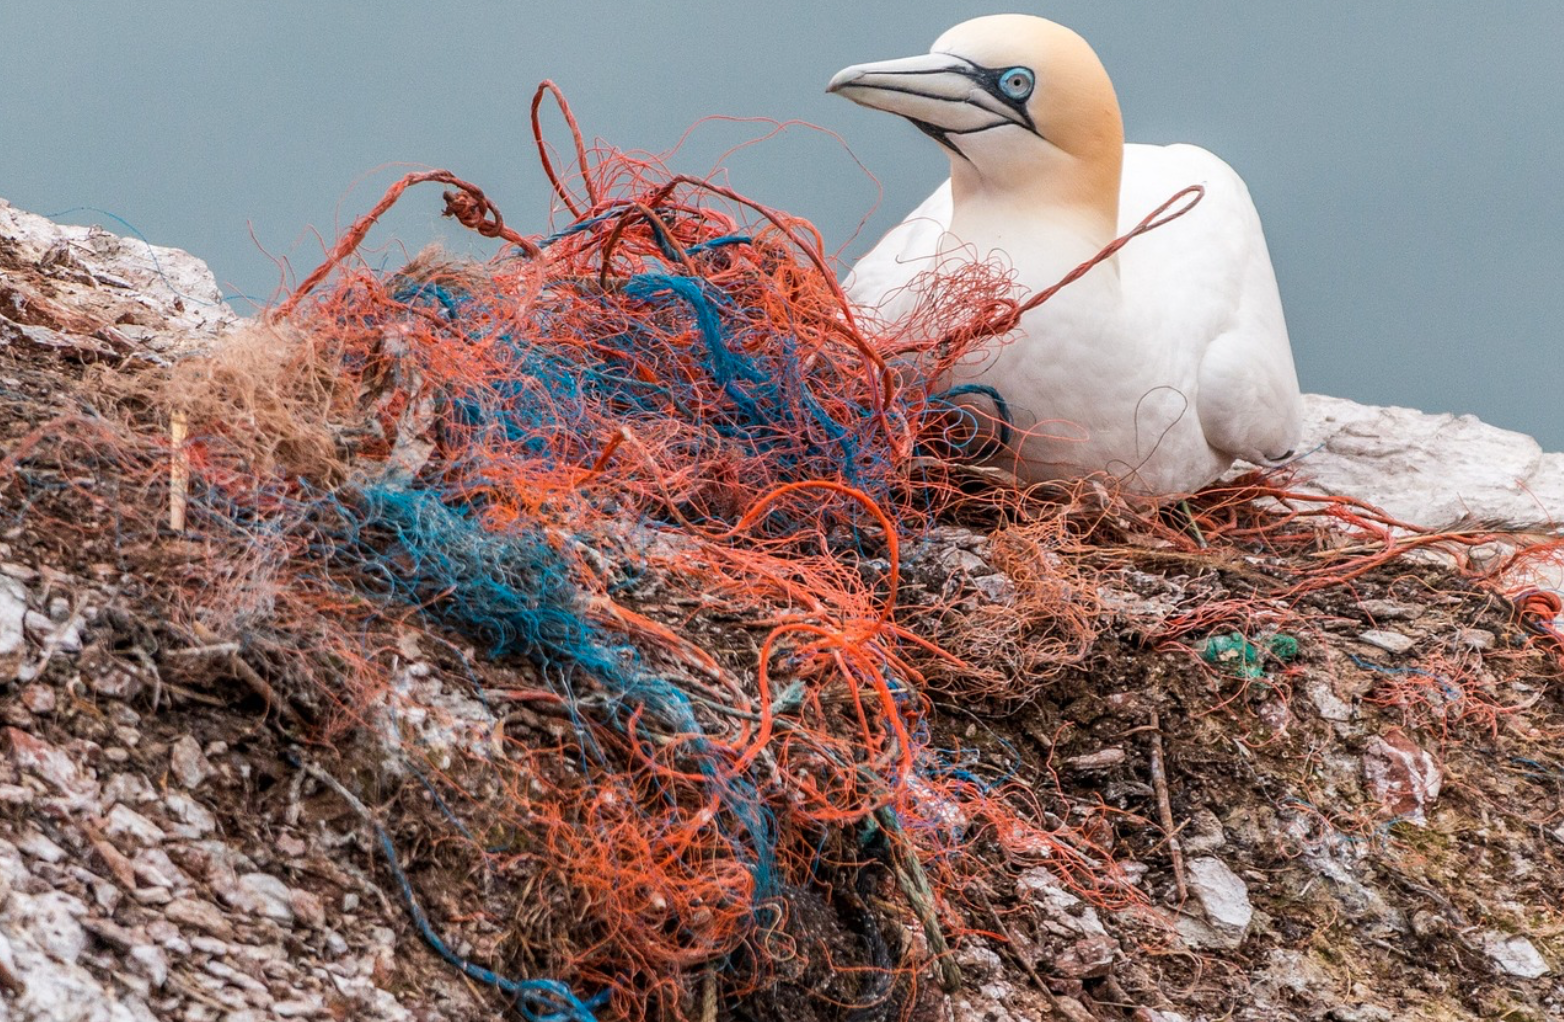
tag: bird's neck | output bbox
[947,131,1123,263]
[946,153,1124,292]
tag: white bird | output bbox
[828,15,1302,496]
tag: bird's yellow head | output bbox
[829,15,1123,223]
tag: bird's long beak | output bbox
[827,53,1026,134]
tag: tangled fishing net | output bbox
[20,82,1564,1022]
[100,84,1131,1021]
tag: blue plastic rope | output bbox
[374,825,605,1022]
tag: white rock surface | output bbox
[0,576,28,676]
[1292,394,1564,619]
[0,196,236,348]
[1016,867,1108,939]
[168,735,213,790]
[1178,856,1254,950]
[104,803,167,847]
[26,889,89,964]
[1296,394,1564,529]
[1357,629,1415,656]
[374,656,500,774]
[162,790,217,839]
[1479,931,1550,979]
[0,840,160,1021]
[231,872,297,926]
[1305,678,1353,723]
[6,728,99,809]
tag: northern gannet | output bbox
[829,15,1303,495]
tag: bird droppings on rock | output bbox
[0,576,28,673]
[7,727,98,807]
[1305,677,1355,723]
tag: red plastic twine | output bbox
[947,183,1206,346]
[531,79,600,218]
[272,170,539,320]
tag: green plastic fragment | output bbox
[1267,634,1299,661]
[1202,631,1262,678]
[1201,630,1299,679]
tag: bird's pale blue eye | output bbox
[998,67,1034,101]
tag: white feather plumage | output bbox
[835,19,1303,495]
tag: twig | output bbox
[126,646,163,713]
[299,758,374,818]
[971,886,1070,1017]
[1148,711,1188,903]
[81,819,139,890]
[1140,818,1191,861]
[295,761,395,915]
[168,974,229,1010]
[1367,936,1418,963]
[153,679,227,708]
[227,653,304,725]
[167,642,242,658]
[1176,499,1208,549]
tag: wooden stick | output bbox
[701,967,717,1022]
[1148,711,1188,903]
[169,410,189,533]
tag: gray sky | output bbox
[4,2,1562,447]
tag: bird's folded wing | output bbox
[1121,143,1302,463]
